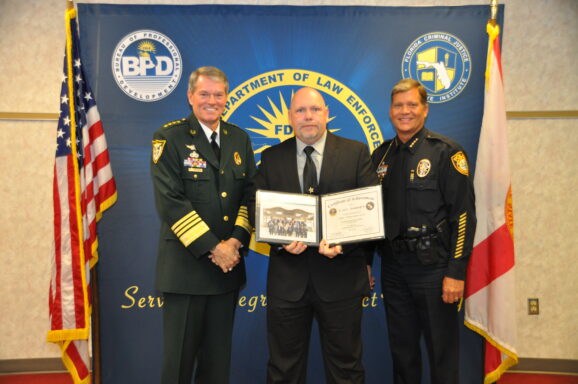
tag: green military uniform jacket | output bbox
[151,113,256,295]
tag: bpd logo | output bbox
[112,30,182,102]
[402,32,471,103]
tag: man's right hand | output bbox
[209,241,240,273]
[282,241,308,255]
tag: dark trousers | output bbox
[266,284,365,384]
[381,253,459,384]
[161,291,238,384]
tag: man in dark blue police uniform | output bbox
[372,79,476,384]
[150,66,256,384]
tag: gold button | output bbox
[220,170,225,174]
[223,216,229,221]
[221,192,228,198]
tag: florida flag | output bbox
[464,22,518,384]
[46,5,117,383]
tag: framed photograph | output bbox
[255,190,320,246]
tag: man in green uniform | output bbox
[150,66,256,384]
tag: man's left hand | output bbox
[224,237,242,251]
[318,239,342,259]
[442,277,464,304]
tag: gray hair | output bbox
[390,78,428,105]
[188,66,229,93]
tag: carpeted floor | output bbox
[0,373,71,384]
[498,372,578,384]
[1,372,578,384]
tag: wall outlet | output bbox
[528,298,539,315]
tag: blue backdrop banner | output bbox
[78,4,503,383]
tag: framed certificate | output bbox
[255,185,384,246]
[320,185,384,245]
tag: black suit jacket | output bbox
[252,132,379,302]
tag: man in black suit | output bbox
[252,87,378,384]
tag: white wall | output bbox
[0,0,576,362]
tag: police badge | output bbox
[234,152,242,165]
[416,159,431,178]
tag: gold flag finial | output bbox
[67,0,74,10]
[490,0,499,25]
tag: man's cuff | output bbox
[231,226,251,249]
[446,260,467,280]
[187,232,220,259]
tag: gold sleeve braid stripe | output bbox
[454,212,467,259]
[171,210,210,247]
[235,205,251,233]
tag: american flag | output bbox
[47,6,117,383]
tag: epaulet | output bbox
[425,130,462,151]
[162,117,187,129]
[222,119,241,130]
[424,130,447,141]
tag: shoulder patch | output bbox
[152,140,166,164]
[451,151,469,176]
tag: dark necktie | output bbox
[210,131,220,160]
[303,146,318,194]
[386,144,406,240]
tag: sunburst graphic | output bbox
[137,40,156,58]
[247,91,292,144]
[247,91,338,157]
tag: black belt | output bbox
[390,237,418,253]
[386,225,446,265]
[389,230,439,253]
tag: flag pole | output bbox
[70,0,103,379]
[489,0,498,25]
[91,266,102,384]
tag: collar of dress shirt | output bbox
[295,130,328,157]
[199,121,221,146]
